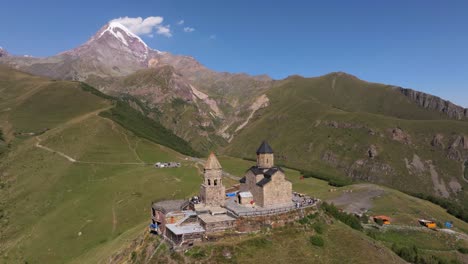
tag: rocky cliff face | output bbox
[398,87,468,120]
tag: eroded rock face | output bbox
[398,87,468,120]
[368,145,378,158]
[447,147,462,161]
[390,128,411,144]
[431,134,444,148]
[451,136,463,148]
[347,159,394,183]
[446,135,468,161]
[449,179,462,194]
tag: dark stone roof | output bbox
[264,167,283,177]
[256,140,274,154]
[256,177,271,187]
[248,166,264,175]
[241,165,284,186]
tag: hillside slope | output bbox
[225,73,468,210]
[0,67,202,263]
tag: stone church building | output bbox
[239,141,293,207]
[150,141,316,247]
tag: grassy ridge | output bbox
[78,81,200,158]
[0,66,203,263]
[99,101,200,157]
[226,72,468,213]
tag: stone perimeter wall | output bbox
[234,206,318,233]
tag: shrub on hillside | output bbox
[312,222,325,234]
[391,243,461,264]
[360,214,369,224]
[80,83,114,100]
[375,218,384,226]
[308,213,318,219]
[321,202,362,231]
[184,247,207,259]
[409,192,468,223]
[298,217,310,225]
[0,129,3,141]
[458,247,468,254]
[301,171,352,187]
[100,101,200,157]
[309,235,324,247]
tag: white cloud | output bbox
[157,25,172,37]
[177,20,184,25]
[183,27,195,33]
[111,16,172,37]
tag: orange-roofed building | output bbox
[373,215,391,225]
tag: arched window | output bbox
[208,179,211,185]
[214,179,218,186]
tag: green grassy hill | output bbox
[225,73,468,215]
[0,66,202,263]
[0,67,467,263]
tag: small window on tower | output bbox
[208,179,211,185]
[214,179,218,186]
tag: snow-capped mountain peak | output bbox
[98,22,148,48]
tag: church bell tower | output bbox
[256,141,274,168]
[200,152,225,206]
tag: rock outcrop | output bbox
[368,145,378,158]
[446,135,468,161]
[390,128,411,144]
[431,134,445,148]
[398,87,468,120]
[447,147,462,161]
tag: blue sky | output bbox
[2,0,468,107]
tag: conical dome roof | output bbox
[204,152,222,170]
[256,140,274,154]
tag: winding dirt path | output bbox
[112,205,118,234]
[365,224,468,241]
[33,105,151,166]
[35,137,147,165]
[35,137,76,162]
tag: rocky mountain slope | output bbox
[397,87,468,120]
[0,22,272,151]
